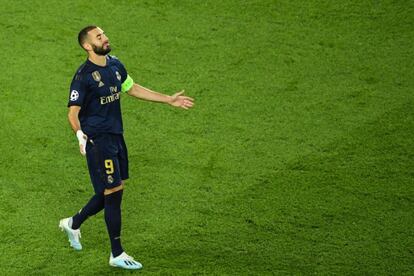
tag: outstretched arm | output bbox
[127,83,194,110]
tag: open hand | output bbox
[169,90,194,110]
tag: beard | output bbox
[92,44,111,56]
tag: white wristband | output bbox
[76,130,85,141]
[76,130,87,156]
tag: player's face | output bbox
[87,27,111,55]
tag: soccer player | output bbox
[59,25,194,270]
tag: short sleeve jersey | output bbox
[68,55,129,137]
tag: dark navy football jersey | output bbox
[68,55,130,137]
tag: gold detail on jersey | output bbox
[92,71,101,82]
[92,71,105,87]
[105,159,114,174]
[109,86,118,94]
[100,91,120,105]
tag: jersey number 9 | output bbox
[105,159,114,174]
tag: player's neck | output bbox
[88,53,107,67]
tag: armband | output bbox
[121,75,134,92]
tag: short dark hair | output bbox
[78,25,97,49]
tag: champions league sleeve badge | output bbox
[70,90,79,101]
[92,71,105,87]
[116,71,121,81]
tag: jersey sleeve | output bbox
[115,59,128,83]
[67,74,87,107]
[112,56,134,93]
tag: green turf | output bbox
[0,0,413,274]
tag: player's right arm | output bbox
[68,105,81,133]
[68,71,88,156]
[68,106,88,156]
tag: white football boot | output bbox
[59,217,82,250]
[109,252,143,270]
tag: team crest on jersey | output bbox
[116,71,121,81]
[92,71,105,87]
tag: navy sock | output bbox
[104,190,124,257]
[72,193,104,230]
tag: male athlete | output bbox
[59,26,194,270]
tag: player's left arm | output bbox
[126,83,194,110]
[116,58,193,109]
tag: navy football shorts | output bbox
[85,133,129,194]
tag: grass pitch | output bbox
[0,0,413,274]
